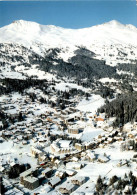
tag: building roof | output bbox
[66,162,82,169]
[71,176,86,183]
[66,169,77,176]
[20,168,34,177]
[49,176,61,186]
[60,181,76,191]
[42,167,52,175]
[59,140,71,148]
[24,176,38,183]
[87,151,95,159]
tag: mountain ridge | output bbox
[0,19,137,51]
[0,19,137,71]
[4,19,137,30]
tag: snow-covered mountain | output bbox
[0,20,137,80]
[0,19,137,65]
[0,20,137,48]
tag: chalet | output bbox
[38,153,47,162]
[32,137,38,143]
[23,176,39,190]
[84,142,95,150]
[59,181,77,194]
[64,116,76,124]
[3,188,24,195]
[66,162,83,170]
[86,150,96,162]
[75,143,85,151]
[98,155,109,163]
[48,176,61,188]
[72,157,78,162]
[98,144,105,148]
[54,159,63,168]
[31,146,43,158]
[69,107,77,112]
[22,140,28,145]
[124,185,132,194]
[42,167,53,178]
[127,132,136,139]
[71,176,86,185]
[55,170,66,179]
[107,137,113,144]
[40,185,52,194]
[66,169,77,177]
[2,132,12,139]
[120,139,135,151]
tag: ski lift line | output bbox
[78,98,102,107]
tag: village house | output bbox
[54,159,63,168]
[71,176,86,185]
[66,162,84,170]
[84,141,96,150]
[59,181,77,194]
[98,154,109,163]
[22,140,28,145]
[120,139,136,151]
[48,176,61,188]
[42,167,53,178]
[127,131,136,139]
[20,168,40,190]
[23,176,39,190]
[38,152,47,162]
[98,143,105,148]
[86,150,96,162]
[72,157,79,162]
[64,116,75,125]
[75,143,85,151]
[66,169,77,177]
[95,117,105,122]
[31,146,43,158]
[55,170,67,179]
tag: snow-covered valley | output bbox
[0,20,137,195]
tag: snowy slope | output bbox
[0,20,137,64]
[0,20,137,52]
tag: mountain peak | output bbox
[103,20,125,28]
[11,20,40,28]
[0,19,137,51]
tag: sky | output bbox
[0,1,137,28]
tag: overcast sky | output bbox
[0,1,137,28]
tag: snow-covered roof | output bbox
[49,176,61,186]
[20,168,35,177]
[42,167,52,175]
[24,176,38,183]
[98,155,108,162]
[66,169,77,176]
[72,176,86,182]
[66,162,82,169]
[59,140,71,148]
[60,181,76,191]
